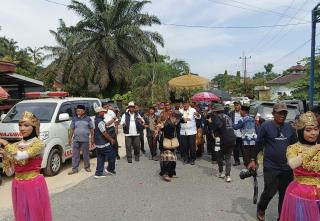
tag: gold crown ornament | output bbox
[19,112,40,135]
[293,111,319,130]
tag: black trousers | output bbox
[147,130,157,157]
[257,168,293,218]
[139,130,145,151]
[233,137,243,163]
[206,131,216,161]
[242,145,255,167]
[180,134,196,162]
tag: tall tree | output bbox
[46,0,164,96]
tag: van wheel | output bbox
[44,149,62,176]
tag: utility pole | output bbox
[240,52,251,95]
[309,3,320,109]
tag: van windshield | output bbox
[3,102,57,123]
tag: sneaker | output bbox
[217,172,225,178]
[68,169,78,175]
[226,176,231,182]
[190,161,195,165]
[105,169,116,175]
[128,159,132,163]
[94,174,107,179]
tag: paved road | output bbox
[50,154,278,221]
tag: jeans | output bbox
[217,145,232,176]
[180,134,196,162]
[257,168,293,218]
[72,141,90,170]
[125,136,140,160]
[233,137,243,163]
[95,146,116,176]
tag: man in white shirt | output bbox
[179,100,201,165]
[102,103,120,160]
[120,102,145,163]
[229,101,243,166]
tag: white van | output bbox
[0,97,101,176]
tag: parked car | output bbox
[249,101,300,124]
[232,96,250,105]
[282,99,306,114]
[0,96,101,176]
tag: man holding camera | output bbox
[232,105,257,167]
[248,103,297,221]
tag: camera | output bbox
[239,169,257,179]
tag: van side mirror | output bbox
[58,113,69,121]
[1,114,7,121]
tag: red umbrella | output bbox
[0,86,9,99]
[191,92,220,102]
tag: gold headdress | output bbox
[19,112,40,135]
[293,111,318,130]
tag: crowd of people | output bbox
[0,99,319,221]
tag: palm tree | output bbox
[169,59,190,74]
[47,0,164,95]
[27,47,44,65]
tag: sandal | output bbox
[256,210,265,221]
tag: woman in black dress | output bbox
[158,111,178,182]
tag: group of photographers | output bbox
[203,100,299,221]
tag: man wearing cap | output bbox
[232,105,257,167]
[179,100,201,165]
[248,102,297,221]
[68,105,94,175]
[94,107,116,178]
[120,102,145,163]
[210,103,236,182]
[229,101,243,166]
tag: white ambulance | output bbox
[0,92,101,176]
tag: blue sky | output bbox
[0,0,319,79]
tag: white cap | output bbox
[95,106,107,113]
[128,101,135,107]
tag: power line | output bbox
[161,22,309,29]
[253,0,310,53]
[247,0,297,55]
[272,36,318,64]
[42,0,68,6]
[225,0,311,13]
[207,0,309,22]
